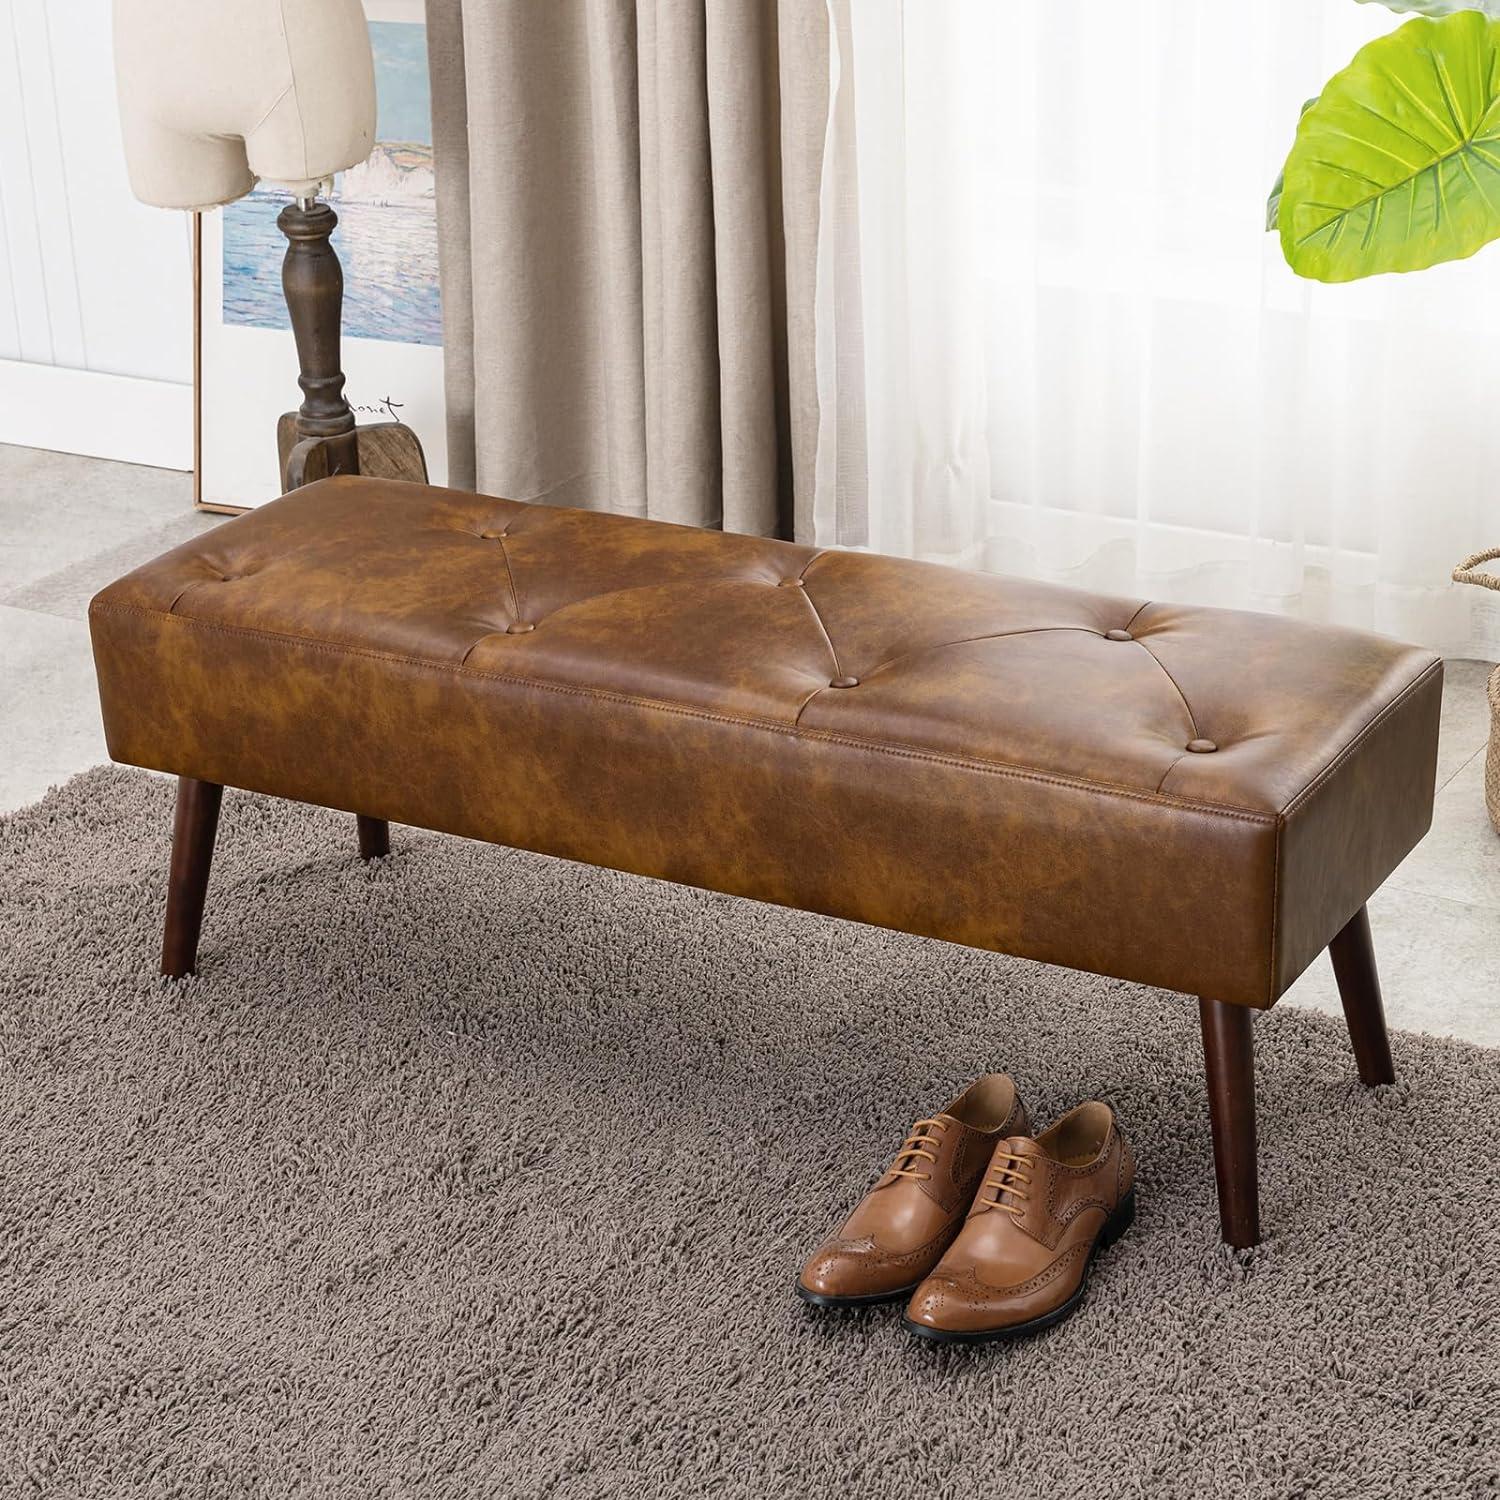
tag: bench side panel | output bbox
[1273,661,1443,1000]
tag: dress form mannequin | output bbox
[113,0,375,211]
[113,0,409,486]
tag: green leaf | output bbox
[1267,99,1320,232]
[1355,0,1500,16]
[1280,11,1500,280]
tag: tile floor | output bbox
[2,442,1497,1044]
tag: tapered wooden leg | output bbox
[161,777,223,978]
[1328,904,1395,1086]
[356,816,390,860]
[1199,996,1261,1248]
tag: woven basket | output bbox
[1452,548,1500,834]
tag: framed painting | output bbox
[194,0,446,512]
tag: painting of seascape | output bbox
[221,21,440,346]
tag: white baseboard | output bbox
[0,358,191,471]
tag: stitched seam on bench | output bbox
[1268,812,1281,1002]
[90,600,1282,827]
[790,681,830,724]
[1279,659,1444,819]
[1153,751,1189,797]
[795,550,830,584]
[166,578,209,615]
[1129,603,1203,799]
[495,533,522,622]
[1132,636,1200,746]
[460,573,801,664]
[854,626,1102,690]
[792,583,845,722]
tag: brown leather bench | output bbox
[89,476,1444,1247]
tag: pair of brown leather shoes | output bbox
[796,1074,1134,1343]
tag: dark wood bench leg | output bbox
[1198,996,1261,1248]
[162,777,224,978]
[356,816,390,860]
[1328,904,1395,1086]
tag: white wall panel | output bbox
[0,0,191,462]
[48,5,192,383]
[0,5,56,365]
[14,0,89,372]
[0,139,21,360]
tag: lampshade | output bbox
[113,0,377,211]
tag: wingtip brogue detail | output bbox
[903,1101,1135,1343]
[796,1074,1029,1309]
[798,1225,959,1307]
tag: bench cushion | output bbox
[89,477,1443,1007]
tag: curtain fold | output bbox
[426,0,827,538]
[815,0,1500,660]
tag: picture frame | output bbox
[191,0,445,513]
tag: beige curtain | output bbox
[425,0,828,539]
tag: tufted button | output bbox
[506,622,536,635]
[830,676,860,689]
[778,578,805,588]
[1104,628,1133,642]
[480,529,508,540]
[1187,738,1218,754]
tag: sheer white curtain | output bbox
[814,0,1500,659]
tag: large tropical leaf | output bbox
[1267,99,1319,231]
[1280,10,1500,280]
[1355,0,1500,16]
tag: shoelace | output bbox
[976,1148,1033,1216]
[887,1117,949,1182]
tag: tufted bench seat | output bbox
[89,476,1444,1246]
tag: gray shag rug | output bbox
[2,766,1497,1499]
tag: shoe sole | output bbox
[901,1186,1136,1346]
[794,1277,924,1310]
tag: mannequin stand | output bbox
[275,193,427,493]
